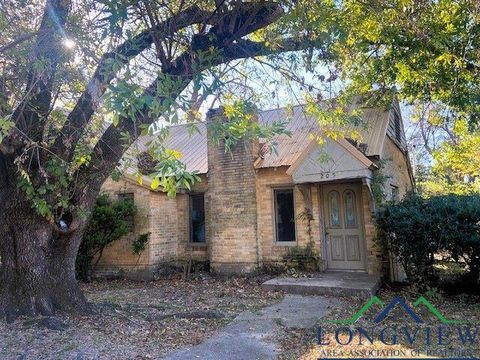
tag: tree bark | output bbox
[0,181,89,321]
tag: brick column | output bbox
[206,107,259,273]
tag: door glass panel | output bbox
[344,190,357,227]
[328,191,341,227]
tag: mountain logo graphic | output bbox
[374,296,423,323]
[331,295,462,325]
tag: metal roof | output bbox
[124,123,208,175]
[125,103,391,175]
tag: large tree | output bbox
[0,0,322,320]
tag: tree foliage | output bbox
[76,194,136,281]
[415,116,480,195]
[309,0,480,196]
[317,0,480,121]
[3,0,478,223]
[0,0,320,223]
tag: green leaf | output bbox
[151,177,160,190]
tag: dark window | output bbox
[274,189,296,242]
[117,193,135,230]
[190,194,206,243]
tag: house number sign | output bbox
[319,172,336,179]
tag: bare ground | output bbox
[0,273,283,360]
[2,275,478,360]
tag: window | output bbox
[190,194,206,243]
[117,193,135,230]
[391,185,399,202]
[274,189,296,242]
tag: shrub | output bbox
[433,195,480,284]
[76,194,137,281]
[376,193,480,287]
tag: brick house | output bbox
[97,99,414,279]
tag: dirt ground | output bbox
[0,274,283,360]
[1,274,478,360]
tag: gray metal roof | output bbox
[126,103,392,175]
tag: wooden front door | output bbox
[322,183,366,270]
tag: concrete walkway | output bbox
[262,272,381,297]
[163,295,343,360]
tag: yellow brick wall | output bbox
[255,168,382,273]
[96,175,210,278]
[97,170,385,276]
[362,184,384,274]
[374,136,415,277]
[149,190,179,264]
[206,134,259,273]
[255,167,323,264]
[95,177,153,278]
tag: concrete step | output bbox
[261,272,382,298]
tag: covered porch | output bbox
[285,137,381,274]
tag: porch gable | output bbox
[286,138,376,184]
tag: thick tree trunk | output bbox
[0,185,89,322]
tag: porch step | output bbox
[261,272,382,298]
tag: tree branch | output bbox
[11,0,71,141]
[0,32,38,54]
[72,1,324,210]
[221,37,314,59]
[76,2,292,193]
[54,1,284,164]
[51,5,214,161]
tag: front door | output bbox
[322,183,366,270]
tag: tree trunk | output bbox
[0,185,89,322]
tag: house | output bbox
[97,99,414,279]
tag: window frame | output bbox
[272,187,297,245]
[189,193,206,244]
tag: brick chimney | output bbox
[205,107,260,274]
